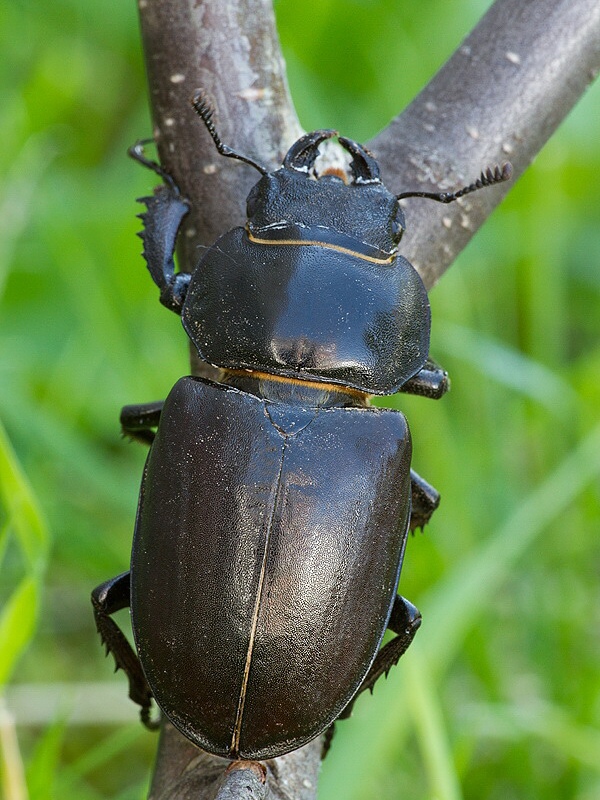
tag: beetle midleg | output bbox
[120,400,164,445]
[91,571,157,729]
[410,469,440,532]
[399,357,449,399]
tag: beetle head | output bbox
[245,131,405,261]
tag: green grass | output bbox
[1,0,599,798]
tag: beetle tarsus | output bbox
[128,139,180,193]
[321,724,336,759]
[141,704,160,731]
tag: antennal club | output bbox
[191,90,269,176]
[397,162,513,203]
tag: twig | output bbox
[371,0,600,288]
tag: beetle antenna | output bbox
[396,162,512,203]
[191,90,269,176]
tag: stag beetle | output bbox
[92,91,511,761]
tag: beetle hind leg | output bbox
[322,595,421,757]
[91,571,158,730]
[346,595,421,712]
[364,595,421,690]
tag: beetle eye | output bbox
[246,184,260,219]
[391,214,405,241]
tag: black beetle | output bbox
[92,91,511,761]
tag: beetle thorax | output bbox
[180,131,430,396]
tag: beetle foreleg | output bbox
[136,183,191,313]
[91,572,158,730]
[410,470,440,532]
[129,140,192,313]
[129,139,179,191]
[399,357,449,399]
[120,401,164,445]
[321,596,421,757]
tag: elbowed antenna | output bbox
[397,162,513,203]
[191,90,269,176]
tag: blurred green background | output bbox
[1,0,599,798]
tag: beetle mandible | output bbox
[92,90,511,761]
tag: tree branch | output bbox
[133,0,600,797]
[149,725,321,800]
[371,0,600,289]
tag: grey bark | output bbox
[372,0,600,288]
[133,0,600,797]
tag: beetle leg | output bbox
[399,357,449,399]
[322,596,421,757]
[135,182,191,313]
[129,140,192,313]
[120,401,164,445]
[342,597,421,716]
[129,139,179,190]
[378,594,421,666]
[410,469,440,532]
[91,572,158,730]
[321,724,336,759]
